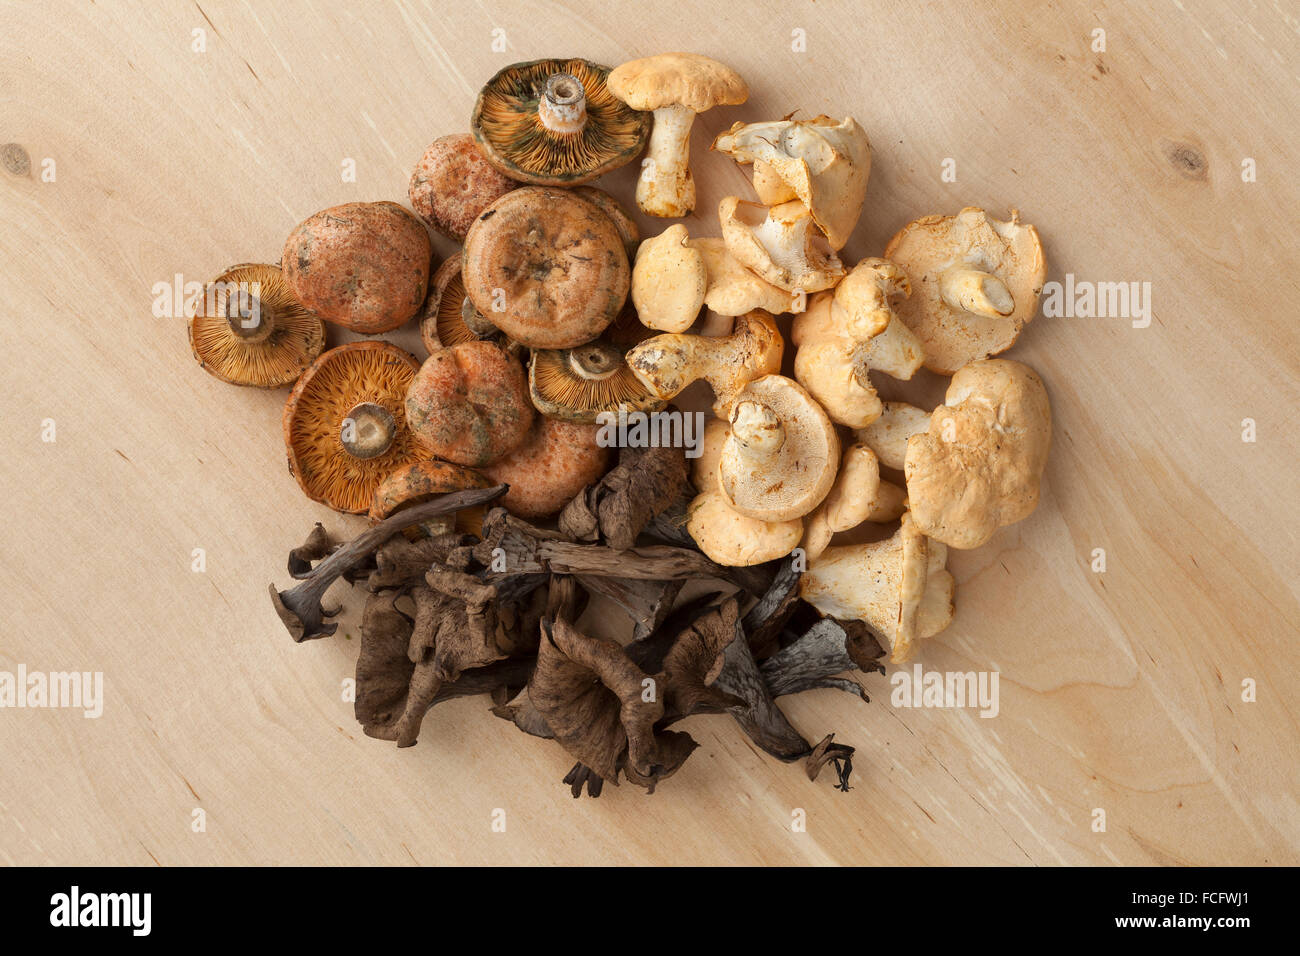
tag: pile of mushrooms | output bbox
[187,52,1055,797]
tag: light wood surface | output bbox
[1,0,1297,866]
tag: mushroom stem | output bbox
[637,104,696,217]
[568,344,622,380]
[340,402,396,460]
[730,401,784,461]
[224,288,274,344]
[938,264,1014,317]
[537,72,587,134]
[460,296,498,337]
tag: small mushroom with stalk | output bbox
[188,263,325,388]
[528,331,665,423]
[405,341,535,468]
[792,258,919,428]
[574,186,640,260]
[801,444,906,560]
[799,512,955,664]
[484,418,613,519]
[281,201,431,335]
[713,115,872,250]
[417,257,498,354]
[856,401,931,471]
[282,342,428,514]
[408,133,517,241]
[369,459,493,537]
[462,187,629,349]
[884,207,1047,374]
[471,58,650,186]
[631,224,707,332]
[690,237,806,317]
[718,374,840,523]
[607,53,749,217]
[905,358,1052,549]
[626,309,783,418]
[719,197,845,293]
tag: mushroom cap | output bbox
[471,58,650,186]
[904,358,1052,549]
[690,237,804,316]
[281,201,431,335]
[802,443,907,560]
[856,401,931,471]
[405,340,535,467]
[884,207,1047,374]
[573,186,640,260]
[528,339,664,423]
[690,417,731,494]
[607,53,748,113]
[462,187,629,349]
[188,263,325,388]
[791,292,882,428]
[686,490,803,566]
[416,256,499,354]
[713,115,871,250]
[283,342,426,514]
[718,374,840,522]
[632,224,707,332]
[368,459,492,522]
[409,134,517,242]
[484,417,613,519]
[719,197,845,293]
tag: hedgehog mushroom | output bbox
[856,401,931,471]
[719,197,845,293]
[884,207,1047,374]
[713,115,872,250]
[802,444,906,560]
[631,224,707,332]
[905,358,1052,549]
[607,53,749,217]
[718,375,839,523]
[690,238,806,317]
[800,512,955,664]
[625,310,783,417]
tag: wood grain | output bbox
[0,0,1297,866]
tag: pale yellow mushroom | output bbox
[686,490,803,567]
[719,197,845,293]
[689,237,805,316]
[631,224,707,332]
[801,444,906,560]
[855,401,931,471]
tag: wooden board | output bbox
[1,0,1297,866]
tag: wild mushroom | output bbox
[631,224,707,332]
[791,258,917,428]
[625,309,783,417]
[559,443,690,552]
[528,339,664,422]
[281,201,431,334]
[417,256,498,354]
[607,53,749,217]
[461,187,629,349]
[884,207,1047,374]
[904,358,1052,549]
[574,186,640,260]
[405,341,534,467]
[799,512,955,664]
[802,444,906,560]
[856,401,930,471]
[690,237,805,317]
[686,490,803,567]
[717,374,839,522]
[713,115,872,250]
[471,58,650,186]
[408,133,517,241]
[282,342,428,514]
[188,263,324,388]
[369,459,493,537]
[483,417,613,519]
[719,197,845,293]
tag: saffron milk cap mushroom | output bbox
[856,401,931,471]
[799,512,955,663]
[282,342,426,514]
[369,459,493,536]
[484,417,613,519]
[462,187,629,349]
[631,224,707,332]
[574,186,640,260]
[802,444,906,560]
[607,53,749,217]
[719,197,845,293]
[408,134,517,241]
[884,207,1047,374]
[625,309,783,417]
[471,58,650,186]
[418,256,497,353]
[188,263,325,388]
[718,374,839,523]
[904,358,1052,549]
[713,115,871,250]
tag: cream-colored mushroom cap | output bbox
[720,197,845,293]
[905,358,1052,549]
[856,401,931,471]
[689,237,805,316]
[713,115,871,250]
[632,224,707,332]
[625,309,783,417]
[799,512,955,663]
[718,374,839,523]
[802,444,906,560]
[884,207,1047,374]
[687,490,803,567]
[691,417,731,494]
[607,53,749,113]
